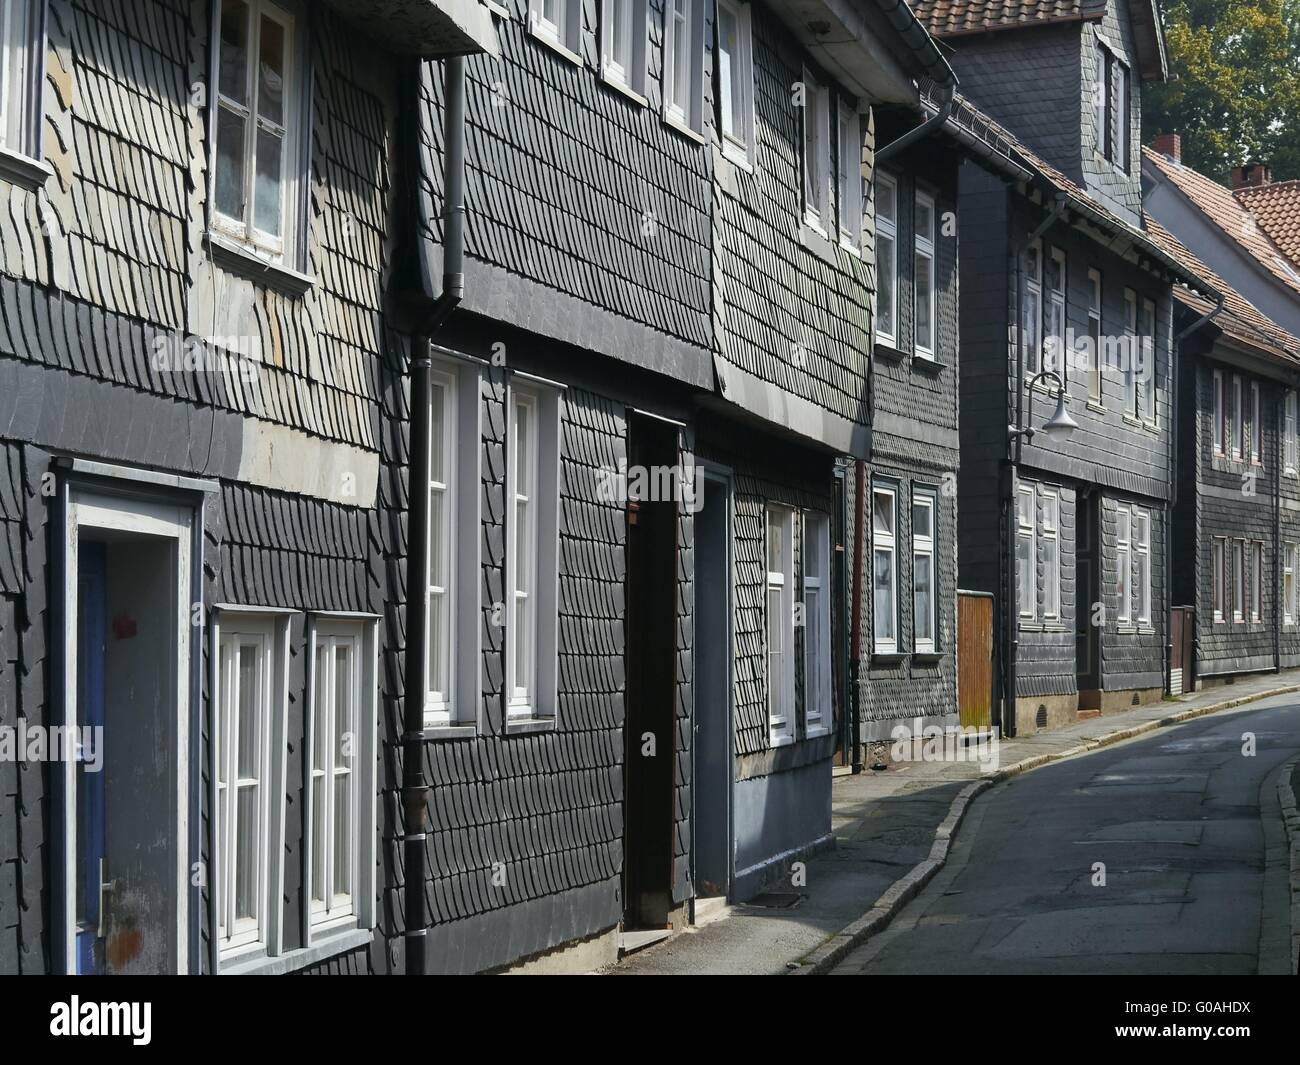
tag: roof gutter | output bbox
[877,80,955,163]
[870,0,957,90]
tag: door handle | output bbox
[97,857,118,939]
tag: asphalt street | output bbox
[831,697,1300,975]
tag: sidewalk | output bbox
[603,670,1300,975]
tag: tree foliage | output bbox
[1143,0,1300,181]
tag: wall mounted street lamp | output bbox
[1009,368,1078,445]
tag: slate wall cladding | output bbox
[418,4,713,359]
[1079,0,1142,224]
[713,5,872,431]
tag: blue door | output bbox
[75,541,107,974]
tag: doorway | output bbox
[1076,491,1100,698]
[692,467,732,904]
[623,415,679,930]
[62,490,193,974]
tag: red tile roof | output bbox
[1143,146,1300,300]
[1234,180,1300,269]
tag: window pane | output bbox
[333,773,351,898]
[872,491,893,535]
[515,402,530,495]
[334,645,351,767]
[916,252,933,348]
[914,553,933,641]
[873,549,894,641]
[916,198,934,243]
[219,0,250,103]
[767,511,783,573]
[236,642,259,779]
[767,586,783,656]
[878,234,895,336]
[215,106,247,220]
[311,773,325,903]
[1017,534,1032,613]
[672,0,689,110]
[912,500,932,539]
[877,180,895,224]
[254,126,284,237]
[258,15,286,126]
[718,9,737,138]
[312,644,327,772]
[235,785,257,921]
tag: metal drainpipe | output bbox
[875,87,955,164]
[850,458,866,770]
[402,54,466,977]
[1166,294,1224,690]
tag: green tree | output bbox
[1143,0,1300,182]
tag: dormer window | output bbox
[1094,35,1129,173]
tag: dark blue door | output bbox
[75,541,107,974]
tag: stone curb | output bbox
[790,683,1300,975]
[1277,755,1300,977]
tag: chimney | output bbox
[1152,132,1181,163]
[1231,161,1272,189]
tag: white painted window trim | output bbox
[425,355,483,731]
[662,0,702,133]
[912,491,937,652]
[766,504,795,745]
[1116,505,1131,626]
[304,615,379,944]
[1024,240,1042,374]
[209,0,303,264]
[874,172,898,347]
[1231,374,1243,460]
[800,69,830,235]
[1285,542,1297,626]
[1123,288,1138,417]
[1250,540,1263,622]
[601,0,647,97]
[1287,391,1298,474]
[1044,246,1066,373]
[801,512,831,738]
[1134,507,1150,625]
[1232,538,1245,623]
[505,377,562,723]
[837,101,862,253]
[1213,537,1226,623]
[716,0,754,167]
[872,485,898,652]
[0,0,41,161]
[1212,369,1225,455]
[1041,489,1060,621]
[528,0,581,55]
[1016,483,1036,622]
[1139,296,1156,425]
[1093,39,1108,159]
[915,189,937,359]
[1251,381,1262,464]
[1087,268,1103,403]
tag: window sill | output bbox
[422,723,477,741]
[1086,400,1106,414]
[206,232,313,297]
[804,725,831,740]
[870,650,906,665]
[769,733,796,748]
[483,0,509,16]
[912,353,946,373]
[663,110,706,145]
[873,340,906,361]
[528,23,582,66]
[219,926,371,975]
[601,68,648,108]
[799,221,839,269]
[0,146,52,191]
[505,716,556,735]
[912,651,944,664]
[721,139,754,173]
[839,236,863,258]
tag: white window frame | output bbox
[1116,505,1132,626]
[1231,374,1243,460]
[911,491,937,652]
[425,357,483,730]
[716,0,754,166]
[1251,540,1263,622]
[837,101,862,252]
[0,0,39,158]
[1287,390,1298,474]
[1016,484,1036,622]
[1093,39,1109,159]
[766,505,795,745]
[1213,537,1226,623]
[1139,297,1156,424]
[1087,268,1103,403]
[801,512,831,737]
[529,0,581,54]
[506,377,562,722]
[1133,507,1150,625]
[1285,542,1297,626]
[915,190,936,359]
[1114,59,1130,172]
[1044,246,1066,373]
[305,615,379,941]
[1041,490,1060,621]
[662,0,702,133]
[872,485,898,652]
[1232,538,1245,623]
[210,607,293,966]
[1024,241,1043,375]
[874,172,898,347]
[800,70,831,234]
[601,0,647,96]
[209,0,304,264]
[1251,381,1262,464]
[1212,369,1225,456]
[1123,288,1138,416]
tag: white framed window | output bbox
[663,0,702,132]
[875,173,898,346]
[1213,537,1226,623]
[425,358,483,730]
[1016,484,1036,621]
[837,101,862,252]
[1024,241,1042,374]
[766,505,795,745]
[210,0,305,263]
[1116,505,1131,626]
[1087,268,1103,402]
[1113,60,1130,171]
[506,378,562,722]
[716,0,754,165]
[872,485,898,652]
[1287,391,1298,474]
[1123,288,1138,415]
[802,512,831,736]
[1212,369,1225,455]
[211,609,293,963]
[1285,543,1296,626]
[0,0,38,157]
[1231,374,1243,460]
[529,0,581,54]
[1251,382,1262,464]
[1250,541,1263,622]
[912,491,936,651]
[1232,539,1245,623]
[1041,490,1060,620]
[1133,507,1150,625]
[1044,246,1066,372]
[306,616,378,938]
[1093,41,1109,158]
[601,0,647,95]
[915,190,936,358]
[1138,297,1156,423]
[801,70,831,233]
